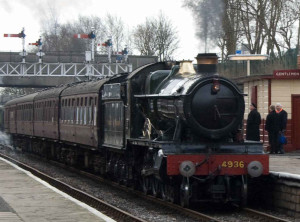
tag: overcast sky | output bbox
[0,0,203,61]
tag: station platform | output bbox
[0,157,114,222]
[270,152,300,175]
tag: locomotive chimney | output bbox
[196,53,218,75]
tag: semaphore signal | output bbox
[4,28,27,63]
[29,37,44,63]
[98,37,113,63]
[4,29,26,38]
[29,38,42,46]
[4,34,21,38]
[74,27,96,62]
[73,34,89,39]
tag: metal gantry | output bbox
[0,62,132,77]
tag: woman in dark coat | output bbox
[265,105,279,153]
[246,103,261,141]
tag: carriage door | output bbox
[102,83,124,148]
[292,95,300,149]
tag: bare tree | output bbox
[238,0,267,54]
[122,26,134,55]
[185,0,300,58]
[1,88,38,96]
[133,13,179,61]
[103,14,125,53]
[222,0,242,55]
[133,18,157,56]
[277,1,298,51]
[155,12,179,61]
[40,3,62,51]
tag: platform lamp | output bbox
[228,54,269,76]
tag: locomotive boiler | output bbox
[3,53,269,208]
[137,54,245,141]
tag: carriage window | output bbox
[88,98,92,125]
[80,106,83,124]
[76,107,79,124]
[94,106,97,126]
[88,106,92,125]
[84,106,87,125]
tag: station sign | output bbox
[273,69,300,79]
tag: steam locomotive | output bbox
[4,53,269,207]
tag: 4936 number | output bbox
[221,161,244,168]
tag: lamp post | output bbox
[228,54,269,76]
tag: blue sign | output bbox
[116,55,122,61]
[236,50,242,54]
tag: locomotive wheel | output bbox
[180,179,190,208]
[160,183,167,201]
[240,178,248,207]
[142,176,151,195]
[167,185,178,203]
[180,189,189,207]
[151,177,160,197]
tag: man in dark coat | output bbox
[265,105,279,154]
[246,103,261,141]
[275,103,288,154]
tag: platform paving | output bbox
[270,153,300,175]
[0,158,114,222]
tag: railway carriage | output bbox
[3,53,269,207]
[5,93,38,136]
[4,100,17,134]
[34,86,67,140]
[59,81,104,148]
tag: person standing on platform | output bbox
[246,103,261,141]
[275,103,288,154]
[265,105,279,154]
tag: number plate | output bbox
[221,161,244,168]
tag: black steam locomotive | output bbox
[4,53,268,207]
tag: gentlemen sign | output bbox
[273,69,300,79]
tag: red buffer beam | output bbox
[29,43,38,46]
[73,34,89,39]
[4,34,20,37]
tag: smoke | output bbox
[1,0,12,13]
[0,131,11,146]
[2,0,89,25]
[183,0,224,52]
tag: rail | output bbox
[0,152,146,222]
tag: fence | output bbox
[218,50,298,78]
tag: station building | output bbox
[238,56,300,152]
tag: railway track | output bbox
[0,147,293,222]
[0,152,146,222]
[0,150,220,222]
[241,207,291,222]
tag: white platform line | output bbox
[0,157,116,222]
